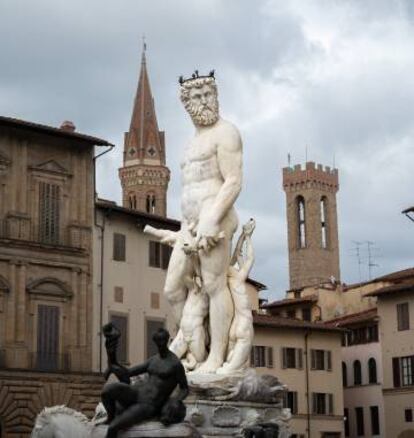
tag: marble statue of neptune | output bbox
[146,72,247,374]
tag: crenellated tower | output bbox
[119,45,170,216]
[283,161,341,290]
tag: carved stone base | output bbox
[185,399,291,437]
[90,421,201,438]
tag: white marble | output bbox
[144,75,255,374]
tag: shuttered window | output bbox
[146,319,165,359]
[39,182,60,244]
[312,393,333,415]
[149,241,172,270]
[283,391,298,414]
[37,305,60,371]
[392,355,414,388]
[344,408,350,436]
[250,346,273,368]
[113,233,126,261]
[110,314,128,363]
[311,349,332,371]
[282,347,303,369]
[397,303,410,331]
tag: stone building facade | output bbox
[0,116,110,436]
[283,162,340,290]
[119,48,170,217]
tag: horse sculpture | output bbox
[30,405,92,438]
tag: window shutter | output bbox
[149,241,160,267]
[161,244,172,270]
[282,347,287,369]
[113,233,126,261]
[267,347,274,368]
[311,349,316,370]
[326,351,332,371]
[393,357,401,388]
[311,393,317,414]
[297,348,303,369]
[293,392,298,414]
[328,394,334,415]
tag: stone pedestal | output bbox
[185,399,291,437]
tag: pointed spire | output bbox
[124,40,164,165]
[119,39,170,216]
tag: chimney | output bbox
[60,120,76,132]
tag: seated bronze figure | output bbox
[101,327,189,438]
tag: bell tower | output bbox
[119,45,170,216]
[283,161,341,290]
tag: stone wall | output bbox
[0,369,104,437]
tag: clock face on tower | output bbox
[147,145,157,157]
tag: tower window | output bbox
[129,194,137,210]
[146,193,156,214]
[296,196,306,248]
[320,196,328,249]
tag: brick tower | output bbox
[119,46,170,216]
[283,161,341,289]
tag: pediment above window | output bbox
[27,277,72,299]
[30,160,70,176]
[0,276,10,293]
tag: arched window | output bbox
[353,360,362,385]
[146,194,156,214]
[296,196,306,248]
[320,196,328,248]
[342,362,348,387]
[128,194,137,210]
[368,358,377,383]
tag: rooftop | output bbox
[96,199,180,230]
[253,312,343,333]
[324,308,378,328]
[261,295,317,309]
[0,115,113,147]
[365,281,414,298]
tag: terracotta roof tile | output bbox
[253,312,344,332]
[262,295,317,309]
[324,308,378,327]
[365,281,414,297]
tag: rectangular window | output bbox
[287,309,296,319]
[110,314,128,363]
[355,407,364,436]
[367,325,379,342]
[37,305,60,371]
[344,408,350,437]
[251,346,273,368]
[405,409,413,422]
[370,406,380,435]
[161,244,173,270]
[113,233,126,261]
[401,356,414,386]
[311,349,332,371]
[312,393,333,415]
[149,241,172,269]
[146,319,165,359]
[397,303,410,331]
[283,391,298,414]
[39,182,60,244]
[282,347,303,369]
[302,307,311,321]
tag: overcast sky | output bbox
[1,0,413,299]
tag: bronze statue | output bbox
[101,327,189,438]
